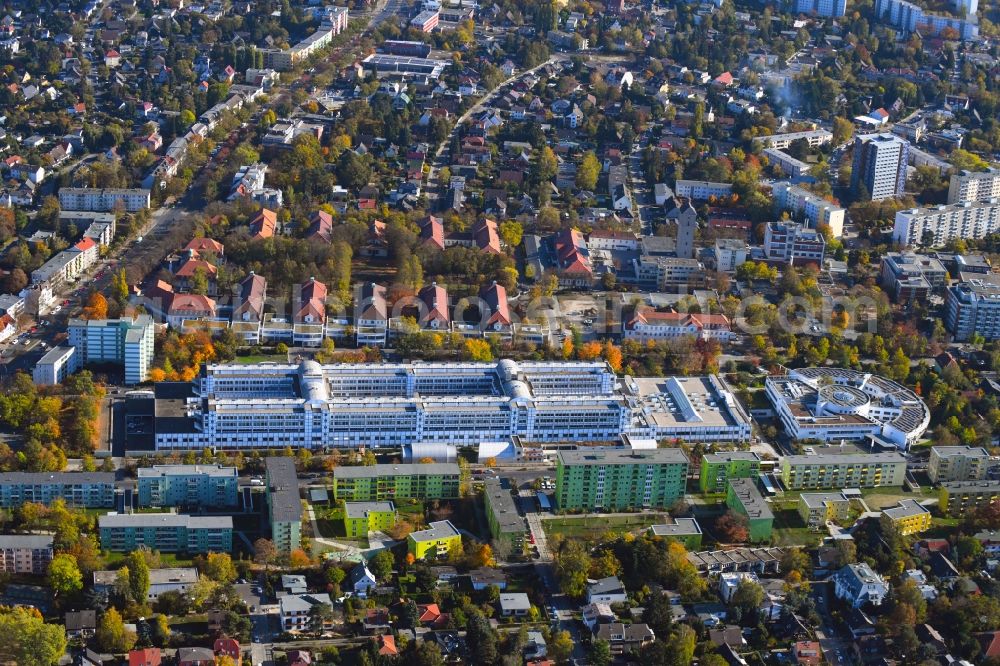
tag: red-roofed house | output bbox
[553,228,594,287]
[167,293,218,328]
[417,603,449,628]
[376,634,398,656]
[105,49,121,67]
[418,284,450,330]
[174,254,218,294]
[361,219,388,257]
[306,210,334,243]
[0,314,16,344]
[287,650,312,666]
[185,237,225,257]
[792,641,822,665]
[213,638,240,661]
[420,215,445,251]
[249,208,277,240]
[623,309,732,342]
[480,282,511,336]
[474,218,502,254]
[129,648,161,666]
[979,631,1000,659]
[294,277,328,346]
[712,72,734,87]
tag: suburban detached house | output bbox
[586,576,628,604]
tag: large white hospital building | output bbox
[152,360,751,450]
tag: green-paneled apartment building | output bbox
[265,457,302,554]
[483,477,529,555]
[648,517,703,550]
[98,513,233,553]
[342,502,397,538]
[726,478,774,542]
[332,463,460,502]
[700,451,761,494]
[555,449,689,512]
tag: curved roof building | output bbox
[765,367,929,449]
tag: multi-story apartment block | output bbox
[780,453,907,490]
[407,520,462,560]
[152,361,752,449]
[342,502,397,538]
[265,457,302,554]
[754,129,833,150]
[700,451,761,494]
[882,499,931,536]
[262,6,350,71]
[674,180,733,201]
[928,446,990,483]
[484,478,528,555]
[766,368,930,449]
[771,182,846,237]
[555,449,689,512]
[0,472,115,508]
[647,517,703,550]
[794,0,847,16]
[945,277,1000,341]
[893,199,1000,247]
[764,222,826,263]
[798,492,852,529]
[879,252,948,303]
[939,480,1000,516]
[631,256,704,290]
[874,0,979,40]
[137,465,239,508]
[332,463,460,502]
[714,239,750,272]
[67,315,156,385]
[948,169,1000,204]
[851,133,908,201]
[33,345,78,385]
[98,514,233,553]
[763,148,813,179]
[0,534,54,574]
[58,187,150,212]
[726,478,774,542]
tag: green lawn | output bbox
[104,552,196,569]
[770,508,821,547]
[542,513,668,541]
[234,354,288,364]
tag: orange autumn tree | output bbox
[150,330,218,381]
[576,341,603,361]
[83,293,108,320]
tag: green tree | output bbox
[591,639,612,666]
[832,116,854,145]
[576,152,600,191]
[369,550,394,581]
[97,607,137,653]
[336,151,372,190]
[47,553,83,597]
[466,611,498,664]
[125,551,150,603]
[0,607,68,666]
[669,625,697,666]
[554,541,591,598]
